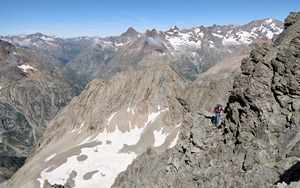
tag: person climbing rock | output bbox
[213,104,224,125]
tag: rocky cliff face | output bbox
[112,12,300,188]
[7,63,186,188]
[0,40,84,181]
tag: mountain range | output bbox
[1,18,283,83]
[0,15,291,187]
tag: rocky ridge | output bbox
[112,12,300,187]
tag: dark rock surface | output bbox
[112,12,300,188]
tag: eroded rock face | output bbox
[112,12,300,188]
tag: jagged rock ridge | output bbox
[112,12,300,188]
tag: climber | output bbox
[213,104,224,125]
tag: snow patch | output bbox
[71,123,85,133]
[198,31,204,38]
[265,18,273,24]
[17,64,35,73]
[41,36,55,41]
[166,31,201,51]
[107,112,116,125]
[194,28,200,34]
[45,154,56,162]
[212,33,223,38]
[208,41,215,48]
[115,41,130,47]
[266,30,274,39]
[145,108,168,126]
[153,129,168,147]
[169,131,179,148]
[127,107,135,115]
[222,36,239,45]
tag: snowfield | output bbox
[37,108,180,188]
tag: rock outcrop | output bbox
[112,12,300,188]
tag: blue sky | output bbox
[1,0,299,38]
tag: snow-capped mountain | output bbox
[0,18,283,84]
[208,18,283,51]
[66,18,283,84]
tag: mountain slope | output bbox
[7,63,186,188]
[0,40,84,181]
[111,12,300,188]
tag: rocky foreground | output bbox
[112,12,300,188]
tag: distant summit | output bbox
[122,27,139,37]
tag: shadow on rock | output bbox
[277,161,300,185]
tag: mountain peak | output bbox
[169,25,179,32]
[284,11,300,29]
[122,27,139,37]
[145,29,159,38]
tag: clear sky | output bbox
[1,0,299,38]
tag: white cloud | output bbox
[54,23,65,28]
